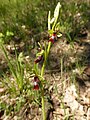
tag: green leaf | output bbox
[52,2,61,30]
[6,31,14,37]
[0,33,4,38]
[0,38,4,44]
[57,33,62,37]
[18,52,23,62]
[36,50,44,57]
[54,2,61,19]
[37,42,42,49]
[50,17,55,24]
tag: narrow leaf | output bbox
[54,2,61,18]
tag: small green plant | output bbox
[1,45,24,93]
[0,30,14,43]
[31,2,61,120]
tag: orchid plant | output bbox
[32,2,61,120]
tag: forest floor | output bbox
[43,30,90,120]
[0,30,90,120]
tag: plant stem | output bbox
[41,41,51,120]
[41,89,46,120]
[47,42,51,57]
[41,61,45,77]
[41,59,46,120]
[41,42,51,76]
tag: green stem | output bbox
[41,42,51,77]
[41,41,52,120]
[42,90,46,120]
[47,42,51,57]
[41,61,45,77]
[41,59,46,120]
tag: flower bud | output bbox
[34,55,42,64]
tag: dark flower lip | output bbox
[33,82,39,90]
[48,38,55,43]
[48,33,57,43]
[33,76,40,90]
[34,55,42,63]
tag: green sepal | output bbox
[36,50,44,57]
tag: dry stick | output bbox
[87,107,90,120]
[60,57,63,78]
